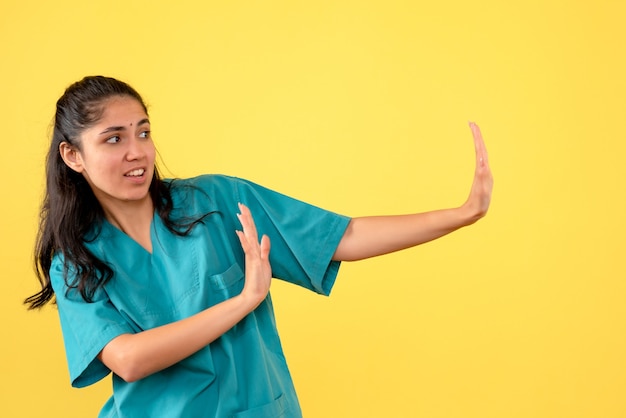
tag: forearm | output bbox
[334,123,493,261]
[99,293,258,382]
[333,204,477,261]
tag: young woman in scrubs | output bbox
[26,76,493,417]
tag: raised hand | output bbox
[462,122,494,224]
[235,203,272,309]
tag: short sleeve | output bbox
[196,175,351,296]
[50,254,135,388]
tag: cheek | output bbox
[81,153,118,176]
[146,144,157,165]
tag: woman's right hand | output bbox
[235,203,272,310]
[98,204,272,382]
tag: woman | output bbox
[26,76,493,417]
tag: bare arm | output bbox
[333,122,493,261]
[98,124,491,380]
[98,203,272,382]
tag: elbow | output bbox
[100,337,148,383]
[115,361,144,383]
[112,348,150,383]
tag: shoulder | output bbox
[166,174,245,193]
[167,174,273,200]
[164,175,259,215]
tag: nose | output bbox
[125,137,146,161]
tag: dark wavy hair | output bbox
[25,76,203,309]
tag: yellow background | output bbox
[2,0,625,417]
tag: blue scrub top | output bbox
[50,175,351,418]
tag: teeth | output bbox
[126,169,145,177]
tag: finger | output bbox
[469,122,489,167]
[469,121,483,158]
[237,203,260,241]
[236,227,263,260]
[260,234,271,259]
[235,229,252,253]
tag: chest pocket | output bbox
[208,262,245,303]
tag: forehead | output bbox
[95,96,148,124]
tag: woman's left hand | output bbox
[462,122,494,224]
[333,122,494,261]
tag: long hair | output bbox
[25,76,202,309]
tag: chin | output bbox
[118,189,151,203]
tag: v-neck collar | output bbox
[100,212,157,256]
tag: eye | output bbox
[106,135,121,144]
[139,130,151,139]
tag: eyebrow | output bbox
[98,118,150,135]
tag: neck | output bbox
[102,196,155,253]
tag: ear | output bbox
[59,141,84,173]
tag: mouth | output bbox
[124,168,146,177]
